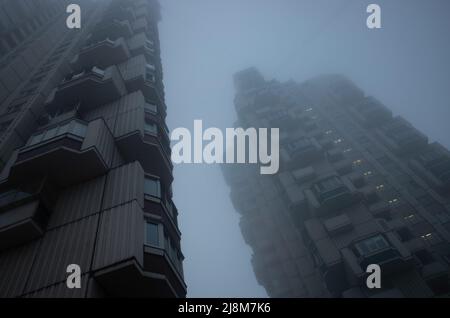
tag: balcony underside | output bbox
[317,191,356,215]
[124,77,162,104]
[0,200,46,251]
[94,258,184,298]
[359,248,414,276]
[116,132,173,184]
[10,145,107,187]
[92,21,133,41]
[48,76,123,112]
[72,44,129,72]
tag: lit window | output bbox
[145,222,159,246]
[144,177,161,199]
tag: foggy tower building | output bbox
[223,68,450,298]
[0,0,186,297]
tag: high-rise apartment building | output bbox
[0,0,186,298]
[223,68,450,298]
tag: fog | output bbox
[159,0,450,297]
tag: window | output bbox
[388,198,399,204]
[145,222,159,246]
[144,102,157,114]
[315,176,342,192]
[91,66,105,77]
[164,233,183,274]
[144,177,161,199]
[145,64,156,83]
[27,120,87,146]
[354,235,390,256]
[144,120,158,135]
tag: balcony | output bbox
[94,247,186,298]
[352,97,392,127]
[71,37,130,72]
[45,66,126,112]
[102,6,136,24]
[118,56,163,104]
[9,119,111,187]
[281,137,322,168]
[349,233,413,276]
[90,19,133,42]
[377,117,428,155]
[263,110,296,129]
[409,144,450,193]
[0,180,56,251]
[302,223,348,296]
[305,175,358,215]
[115,118,172,186]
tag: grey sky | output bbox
[159,0,450,297]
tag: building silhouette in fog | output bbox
[223,68,450,297]
[0,0,185,297]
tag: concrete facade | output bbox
[0,0,185,298]
[223,68,450,298]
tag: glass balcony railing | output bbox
[63,67,105,83]
[0,189,33,212]
[144,102,157,114]
[313,176,350,203]
[25,120,87,148]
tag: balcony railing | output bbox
[313,176,351,203]
[0,180,56,251]
[91,19,133,42]
[306,175,357,215]
[46,66,126,111]
[71,37,130,72]
[9,119,111,187]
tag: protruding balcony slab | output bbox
[91,19,133,42]
[45,66,126,112]
[71,38,130,72]
[116,131,173,185]
[9,120,110,187]
[94,256,186,298]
